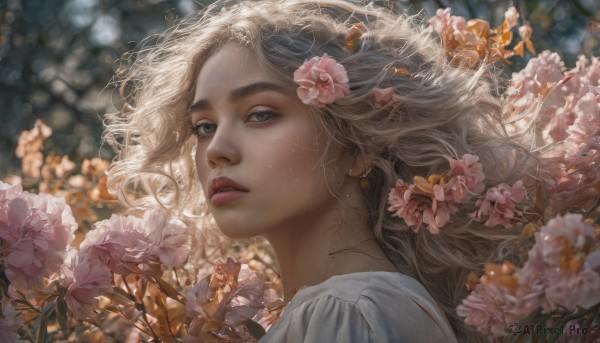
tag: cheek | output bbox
[261,134,338,198]
[194,146,210,196]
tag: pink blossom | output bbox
[61,251,113,320]
[186,263,267,325]
[0,182,22,202]
[79,211,189,274]
[512,277,551,317]
[517,214,600,312]
[143,211,189,267]
[14,119,52,178]
[185,278,212,318]
[542,99,577,143]
[471,181,526,228]
[372,87,401,109]
[0,182,77,290]
[542,91,600,209]
[546,269,600,311]
[575,55,600,88]
[443,154,485,203]
[504,7,519,29]
[0,303,23,343]
[429,8,451,34]
[388,179,457,234]
[220,264,269,326]
[293,53,350,107]
[456,282,521,337]
[565,92,600,149]
[508,51,564,97]
[185,261,274,341]
[542,156,599,210]
[429,8,475,46]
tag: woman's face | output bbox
[191,44,348,239]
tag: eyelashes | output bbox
[247,110,274,123]
[190,110,277,139]
[190,121,217,139]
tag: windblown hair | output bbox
[104,0,535,341]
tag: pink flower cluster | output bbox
[0,302,22,343]
[429,8,481,47]
[184,258,280,342]
[458,214,600,337]
[428,6,527,65]
[507,52,600,144]
[0,181,77,290]
[14,119,52,178]
[518,214,600,312]
[505,51,600,210]
[388,179,457,234]
[471,181,526,228]
[542,91,600,209]
[388,154,525,233]
[60,211,189,320]
[456,281,520,337]
[293,53,350,108]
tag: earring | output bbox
[359,168,372,190]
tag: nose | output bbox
[205,123,241,169]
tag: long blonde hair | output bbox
[104,1,535,340]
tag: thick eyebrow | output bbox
[189,81,287,114]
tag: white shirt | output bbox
[259,271,458,342]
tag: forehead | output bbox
[194,43,278,99]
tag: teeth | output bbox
[218,186,236,192]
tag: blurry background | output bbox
[1,0,599,177]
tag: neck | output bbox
[263,193,398,301]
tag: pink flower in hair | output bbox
[293,53,350,107]
[443,154,485,203]
[372,87,402,109]
[471,181,526,228]
[388,179,456,234]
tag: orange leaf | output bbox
[465,272,479,291]
[466,19,490,38]
[525,39,536,55]
[513,41,524,57]
[520,222,539,240]
[413,175,433,194]
[155,276,185,302]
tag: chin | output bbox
[217,225,261,240]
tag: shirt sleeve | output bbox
[259,294,377,343]
[259,292,455,343]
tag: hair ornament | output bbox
[344,23,368,52]
[372,87,402,109]
[293,53,350,108]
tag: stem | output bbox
[13,290,41,313]
[173,267,181,288]
[584,196,600,217]
[116,304,153,338]
[121,276,160,340]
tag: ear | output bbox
[346,152,376,177]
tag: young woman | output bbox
[104,0,530,341]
